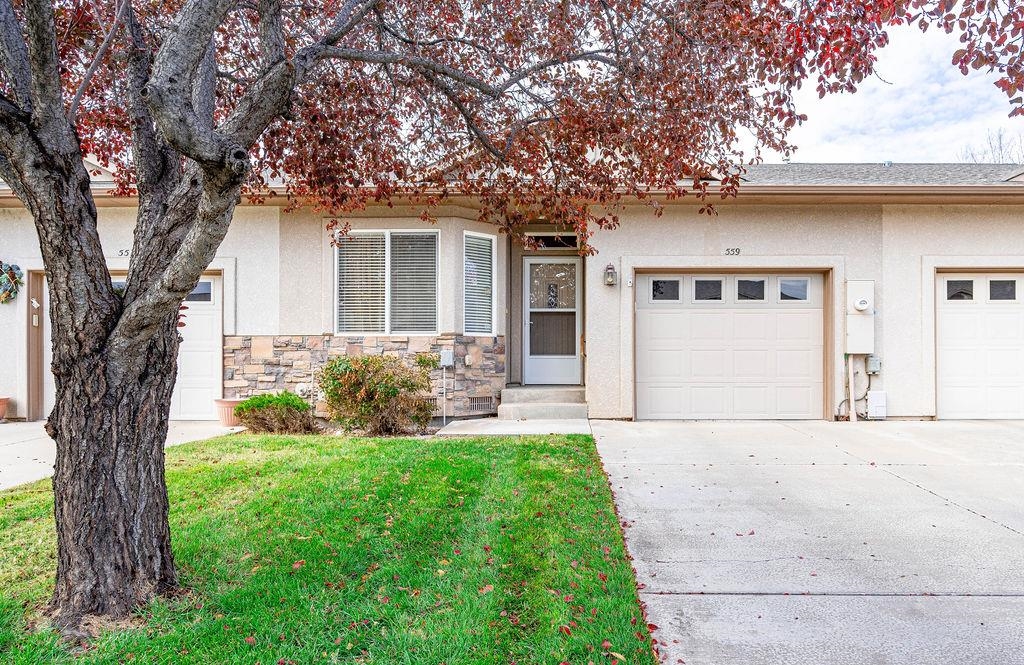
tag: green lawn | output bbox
[0,434,656,664]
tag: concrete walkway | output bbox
[593,420,1024,665]
[0,421,239,490]
[435,417,591,436]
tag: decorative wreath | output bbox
[0,261,24,304]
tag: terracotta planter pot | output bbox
[214,398,245,427]
[0,397,8,421]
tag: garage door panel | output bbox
[691,350,731,379]
[690,312,732,342]
[986,349,1024,377]
[775,311,820,343]
[775,384,821,418]
[636,273,824,420]
[937,273,1024,419]
[637,384,685,419]
[733,312,772,341]
[732,385,770,417]
[776,348,817,380]
[640,310,688,341]
[983,311,1024,339]
[733,350,771,379]
[690,385,729,418]
[638,349,685,380]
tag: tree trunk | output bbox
[47,310,183,630]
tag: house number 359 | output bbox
[724,247,741,255]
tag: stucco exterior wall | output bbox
[0,203,508,419]
[880,204,1024,417]
[585,203,885,419]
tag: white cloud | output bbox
[763,25,1023,163]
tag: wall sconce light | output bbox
[604,263,617,286]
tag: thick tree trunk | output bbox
[47,312,182,630]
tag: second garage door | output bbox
[937,273,1024,419]
[636,273,824,420]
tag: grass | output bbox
[0,434,656,664]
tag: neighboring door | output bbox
[635,273,825,419]
[39,276,223,421]
[523,257,582,384]
[936,273,1024,419]
[171,276,223,420]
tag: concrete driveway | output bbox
[0,421,239,490]
[593,420,1024,665]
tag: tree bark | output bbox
[47,315,182,630]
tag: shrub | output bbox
[317,353,439,435]
[234,391,318,434]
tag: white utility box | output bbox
[867,390,887,420]
[846,280,875,354]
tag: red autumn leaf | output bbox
[601,639,612,649]
[292,560,305,571]
[244,636,256,646]
[479,584,494,594]
[559,625,572,636]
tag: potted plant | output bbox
[214,397,245,426]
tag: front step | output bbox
[499,386,586,404]
[497,402,589,420]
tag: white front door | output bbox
[523,257,582,384]
[937,273,1024,419]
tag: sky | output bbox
[762,24,1023,164]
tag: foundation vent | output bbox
[469,396,495,413]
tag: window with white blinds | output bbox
[390,233,438,332]
[464,233,495,334]
[336,232,438,334]
[337,234,386,333]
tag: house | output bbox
[3,162,1024,423]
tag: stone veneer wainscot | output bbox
[222,334,506,416]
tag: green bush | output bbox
[234,391,318,434]
[317,353,439,435]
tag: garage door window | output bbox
[779,278,809,301]
[694,279,722,301]
[652,279,680,301]
[737,278,765,301]
[989,279,1016,301]
[946,279,973,300]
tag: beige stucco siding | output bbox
[585,203,885,419]
[880,204,1024,417]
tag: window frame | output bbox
[691,276,725,303]
[736,276,768,302]
[649,277,682,303]
[987,278,1017,303]
[463,230,498,336]
[334,229,440,336]
[776,276,811,304]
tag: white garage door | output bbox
[42,276,223,420]
[937,273,1024,419]
[636,273,824,420]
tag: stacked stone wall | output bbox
[223,334,506,416]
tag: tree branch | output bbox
[311,46,618,97]
[143,0,241,168]
[22,0,66,124]
[0,0,32,111]
[69,0,132,123]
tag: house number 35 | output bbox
[724,247,741,255]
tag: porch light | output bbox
[604,263,617,286]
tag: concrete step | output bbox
[497,402,589,420]
[500,386,586,404]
